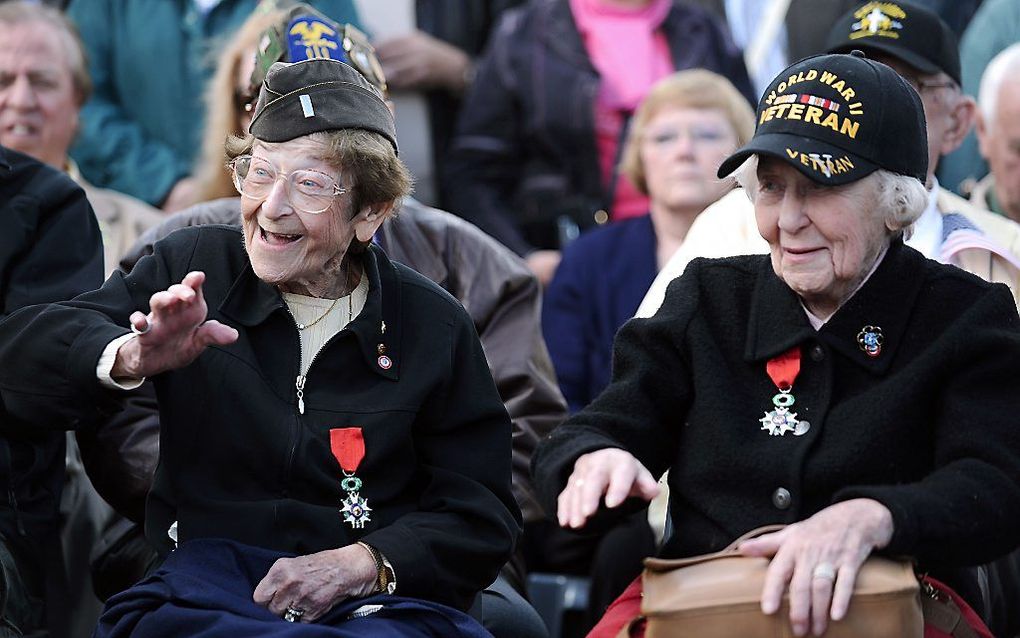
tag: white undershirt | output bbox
[284,275,368,376]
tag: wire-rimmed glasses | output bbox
[228,155,347,214]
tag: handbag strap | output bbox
[921,577,986,638]
[721,524,786,552]
[922,596,979,638]
[644,525,786,572]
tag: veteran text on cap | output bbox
[718,52,927,185]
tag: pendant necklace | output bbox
[759,347,810,437]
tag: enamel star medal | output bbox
[330,428,372,529]
[759,347,810,437]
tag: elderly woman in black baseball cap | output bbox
[0,57,518,636]
[533,51,1020,637]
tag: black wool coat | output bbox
[0,226,521,611]
[533,239,1020,594]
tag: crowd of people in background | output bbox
[0,1,1019,637]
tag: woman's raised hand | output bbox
[557,448,660,529]
[112,271,238,379]
[737,498,895,637]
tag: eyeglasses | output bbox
[901,74,957,96]
[228,155,347,214]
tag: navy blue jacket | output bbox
[95,538,491,637]
[542,215,658,412]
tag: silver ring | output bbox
[574,479,586,488]
[812,562,836,581]
[130,316,151,336]
[282,606,305,623]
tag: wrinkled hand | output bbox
[375,30,471,92]
[738,498,894,637]
[112,271,238,379]
[557,448,660,529]
[253,544,378,622]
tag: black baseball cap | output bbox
[717,51,928,185]
[825,1,960,85]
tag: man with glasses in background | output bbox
[825,1,1020,304]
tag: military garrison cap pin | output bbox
[857,325,883,357]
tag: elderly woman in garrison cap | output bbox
[533,51,1020,637]
[0,58,518,636]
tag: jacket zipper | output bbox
[283,308,348,496]
[294,333,338,414]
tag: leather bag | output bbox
[636,525,924,637]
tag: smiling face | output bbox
[240,136,385,297]
[753,158,890,317]
[0,20,80,168]
[639,106,739,214]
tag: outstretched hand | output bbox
[112,271,238,379]
[557,448,660,529]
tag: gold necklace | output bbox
[295,290,355,330]
[295,296,340,331]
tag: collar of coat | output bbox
[0,145,9,173]
[217,243,402,381]
[744,238,923,375]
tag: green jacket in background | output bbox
[66,0,361,206]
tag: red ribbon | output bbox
[765,347,801,391]
[329,428,365,473]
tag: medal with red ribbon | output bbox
[329,428,372,529]
[759,347,810,437]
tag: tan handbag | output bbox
[633,525,924,638]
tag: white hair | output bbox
[978,43,1020,125]
[731,155,927,232]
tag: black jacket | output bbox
[445,0,752,254]
[0,146,104,538]
[0,225,521,610]
[533,240,1020,598]
[113,197,566,525]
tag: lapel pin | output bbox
[377,343,392,369]
[856,325,883,357]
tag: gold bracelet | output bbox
[356,541,395,594]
